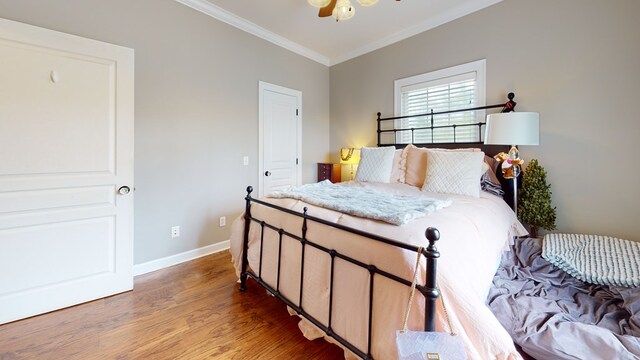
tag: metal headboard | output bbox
[377,92,517,155]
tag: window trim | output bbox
[393,59,486,144]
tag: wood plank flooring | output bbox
[0,251,343,359]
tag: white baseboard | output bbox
[133,240,230,276]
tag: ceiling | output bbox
[176,0,502,66]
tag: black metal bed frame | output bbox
[239,186,441,360]
[238,93,519,358]
[377,92,517,150]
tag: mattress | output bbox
[230,181,528,359]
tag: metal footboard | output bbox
[238,186,440,360]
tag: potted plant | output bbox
[518,159,557,238]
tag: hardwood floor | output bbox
[0,251,343,359]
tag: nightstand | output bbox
[317,163,341,183]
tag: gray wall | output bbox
[330,0,640,240]
[0,0,330,264]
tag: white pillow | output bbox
[355,146,396,183]
[404,144,481,188]
[481,161,490,178]
[422,150,485,197]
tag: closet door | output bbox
[259,81,301,197]
[0,19,134,324]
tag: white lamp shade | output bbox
[333,0,355,20]
[308,0,332,8]
[356,0,379,6]
[484,112,539,146]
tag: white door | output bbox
[258,82,301,197]
[0,19,134,324]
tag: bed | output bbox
[229,95,527,359]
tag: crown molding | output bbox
[330,0,503,65]
[177,0,502,67]
[175,0,331,66]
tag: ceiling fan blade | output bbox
[318,0,337,17]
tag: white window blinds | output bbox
[394,60,486,144]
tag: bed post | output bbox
[376,112,382,147]
[240,186,253,292]
[424,227,440,331]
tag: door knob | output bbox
[118,186,131,195]
[265,171,271,177]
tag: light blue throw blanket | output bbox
[267,181,452,225]
[542,233,640,287]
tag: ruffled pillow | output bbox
[389,147,408,183]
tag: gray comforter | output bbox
[487,237,640,360]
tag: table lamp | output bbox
[340,147,360,181]
[484,112,539,216]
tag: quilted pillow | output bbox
[405,144,480,188]
[355,146,396,183]
[422,150,485,197]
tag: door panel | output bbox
[0,216,115,295]
[0,19,134,324]
[0,41,115,176]
[0,186,114,214]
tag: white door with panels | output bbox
[0,19,134,324]
[259,82,302,197]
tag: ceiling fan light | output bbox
[356,0,378,6]
[308,0,332,8]
[332,0,355,21]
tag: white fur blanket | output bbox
[267,180,451,225]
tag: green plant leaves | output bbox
[518,159,557,232]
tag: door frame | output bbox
[258,81,302,197]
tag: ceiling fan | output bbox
[309,0,400,21]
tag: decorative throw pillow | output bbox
[355,146,396,183]
[422,150,485,198]
[389,147,408,183]
[404,144,481,188]
[483,155,502,186]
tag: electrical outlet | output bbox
[171,226,180,238]
[243,156,249,166]
[219,216,226,227]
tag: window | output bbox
[393,59,486,144]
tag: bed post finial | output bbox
[426,227,440,247]
[424,227,440,331]
[240,186,254,291]
[501,92,517,113]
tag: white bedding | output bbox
[230,182,528,360]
